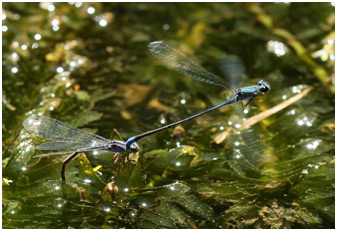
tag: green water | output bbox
[2,2,335,228]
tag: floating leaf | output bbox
[138,209,177,228]
[156,181,190,198]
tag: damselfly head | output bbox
[258,80,270,93]
[130,142,139,153]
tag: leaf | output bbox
[71,111,103,127]
[74,90,90,101]
[156,182,190,198]
[175,195,215,220]
[138,209,177,228]
[155,200,196,228]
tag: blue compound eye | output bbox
[130,142,139,153]
[258,80,270,93]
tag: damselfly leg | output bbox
[61,151,82,182]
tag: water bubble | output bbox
[53,25,59,31]
[306,143,313,149]
[54,198,66,209]
[267,40,288,56]
[292,86,301,93]
[11,67,18,73]
[48,4,55,12]
[297,120,304,126]
[56,67,64,73]
[70,61,76,67]
[13,41,19,47]
[34,34,42,40]
[99,19,107,27]
[87,7,95,14]
[51,18,59,26]
[32,43,39,49]
[234,123,241,129]
[2,25,8,32]
[160,117,166,124]
[84,179,91,183]
[12,52,19,61]
[163,24,170,30]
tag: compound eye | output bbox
[130,142,139,153]
[262,84,270,93]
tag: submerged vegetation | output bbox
[2,2,335,228]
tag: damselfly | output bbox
[126,41,270,143]
[23,115,140,182]
[23,41,270,182]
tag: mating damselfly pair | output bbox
[23,41,270,182]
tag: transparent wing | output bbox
[34,150,77,158]
[148,41,233,90]
[23,115,109,149]
[34,147,109,158]
[216,55,246,90]
[36,141,96,150]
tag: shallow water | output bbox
[2,2,335,228]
